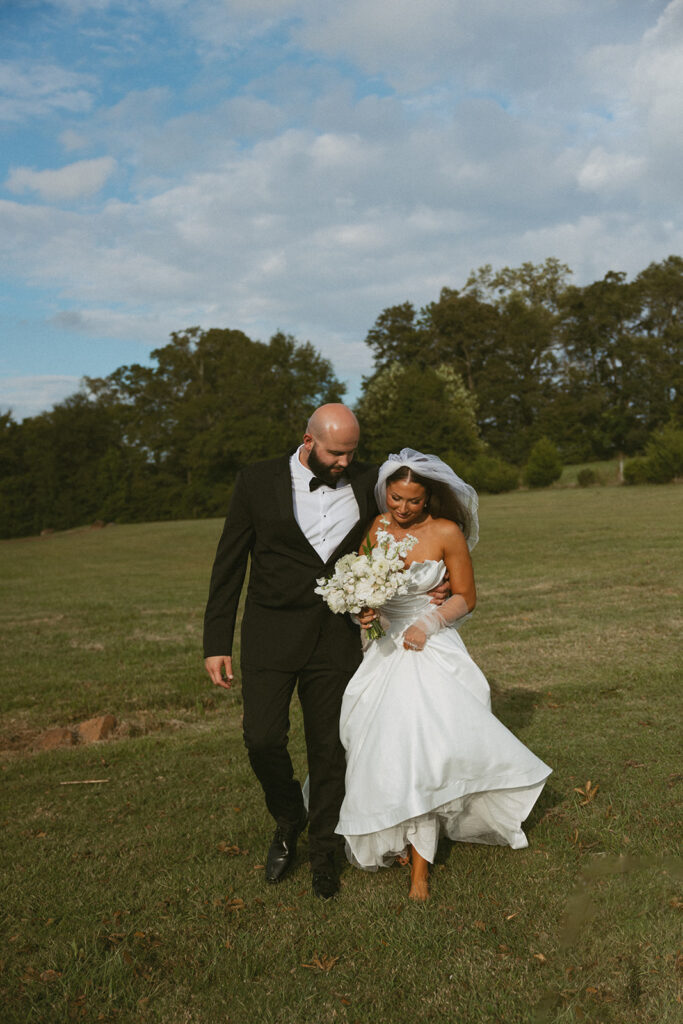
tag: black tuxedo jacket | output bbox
[203,454,379,671]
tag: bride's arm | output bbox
[402,522,476,651]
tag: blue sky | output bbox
[1,0,682,419]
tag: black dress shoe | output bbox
[265,812,308,883]
[312,870,339,900]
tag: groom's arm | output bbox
[203,470,255,683]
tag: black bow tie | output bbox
[309,476,337,491]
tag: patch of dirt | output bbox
[0,707,222,760]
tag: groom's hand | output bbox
[427,572,450,606]
[205,655,234,689]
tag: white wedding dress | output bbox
[336,560,552,868]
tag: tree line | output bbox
[0,257,680,538]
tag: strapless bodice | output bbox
[381,559,446,634]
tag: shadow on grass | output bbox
[525,782,563,833]
[488,679,538,732]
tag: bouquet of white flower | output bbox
[314,522,418,640]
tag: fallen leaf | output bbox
[533,953,547,963]
[573,780,599,805]
[505,913,518,921]
[301,953,340,972]
[217,841,247,856]
[40,969,62,982]
[473,920,486,931]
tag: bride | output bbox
[335,449,552,900]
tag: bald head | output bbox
[306,403,359,444]
[300,403,360,483]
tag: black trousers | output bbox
[241,636,358,871]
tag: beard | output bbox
[308,444,345,487]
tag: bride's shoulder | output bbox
[429,515,458,532]
[430,516,468,548]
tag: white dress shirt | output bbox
[290,446,360,562]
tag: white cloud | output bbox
[60,129,89,151]
[513,213,683,285]
[49,308,172,343]
[577,147,646,193]
[292,0,601,94]
[5,157,117,202]
[0,375,82,422]
[0,61,97,122]
[581,0,683,199]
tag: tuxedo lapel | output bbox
[349,467,369,525]
[272,455,295,519]
[272,453,326,565]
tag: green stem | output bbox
[365,619,386,640]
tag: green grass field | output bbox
[1,486,681,1023]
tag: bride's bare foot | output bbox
[408,846,430,901]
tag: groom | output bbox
[203,404,378,899]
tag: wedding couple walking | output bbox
[203,404,550,901]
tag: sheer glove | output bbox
[402,594,470,651]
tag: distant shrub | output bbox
[523,438,563,488]
[623,457,651,485]
[624,424,683,484]
[467,455,519,494]
[577,468,597,487]
[642,423,683,482]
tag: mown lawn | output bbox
[1,485,681,1023]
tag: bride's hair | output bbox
[386,466,472,540]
